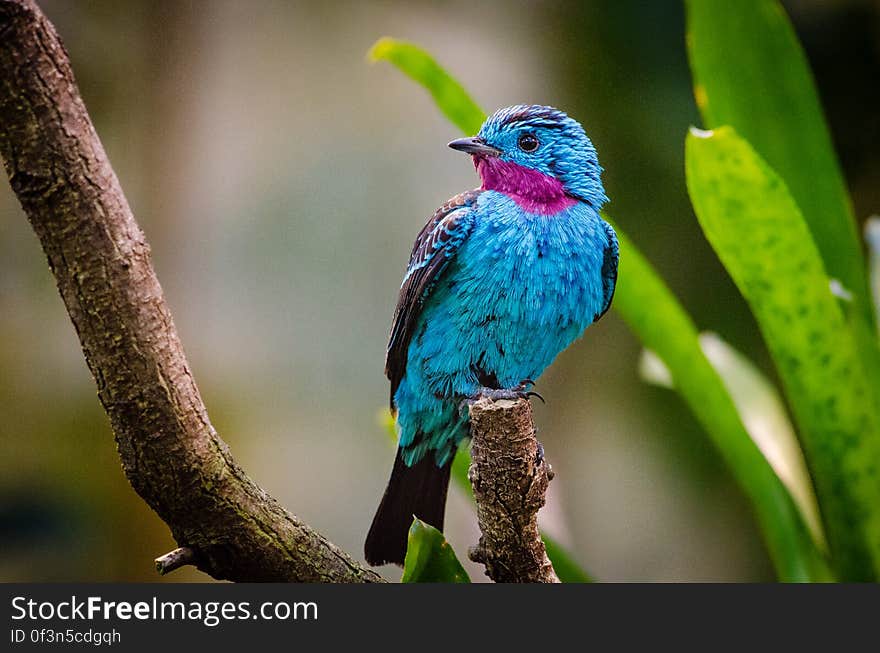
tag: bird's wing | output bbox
[386,190,481,408]
[594,219,619,322]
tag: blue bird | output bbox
[365,105,618,566]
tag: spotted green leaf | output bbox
[686,126,880,580]
[611,224,829,581]
[686,0,871,329]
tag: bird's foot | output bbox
[473,379,545,404]
[476,387,523,402]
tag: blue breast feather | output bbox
[393,190,615,466]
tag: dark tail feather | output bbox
[365,447,453,566]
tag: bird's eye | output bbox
[517,133,539,153]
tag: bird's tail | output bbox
[364,447,453,567]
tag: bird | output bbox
[365,104,618,566]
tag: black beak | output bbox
[448,136,501,157]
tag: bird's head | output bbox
[448,105,607,212]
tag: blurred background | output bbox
[1,0,878,582]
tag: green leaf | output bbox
[401,518,470,583]
[611,222,830,582]
[369,37,486,135]
[371,38,829,582]
[686,0,871,328]
[686,126,880,580]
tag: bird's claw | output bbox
[516,378,546,403]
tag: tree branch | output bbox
[0,0,383,583]
[468,397,560,583]
[155,547,196,576]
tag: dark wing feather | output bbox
[385,190,481,408]
[594,219,619,322]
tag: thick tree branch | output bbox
[468,397,560,583]
[0,0,383,583]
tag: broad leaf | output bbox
[686,0,871,328]
[686,126,880,580]
[401,519,470,583]
[611,225,829,581]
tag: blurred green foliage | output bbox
[372,0,880,582]
[542,535,593,584]
[368,38,484,136]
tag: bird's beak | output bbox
[448,136,501,157]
